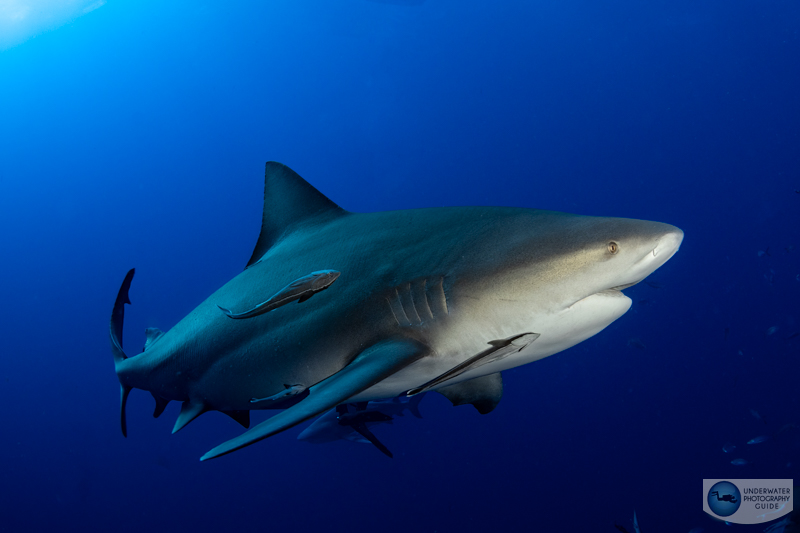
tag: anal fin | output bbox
[173,400,208,433]
[437,372,503,414]
[200,338,431,461]
[152,393,169,418]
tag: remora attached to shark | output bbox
[109,162,683,461]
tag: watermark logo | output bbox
[707,481,741,516]
[703,479,793,525]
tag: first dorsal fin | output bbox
[246,162,347,268]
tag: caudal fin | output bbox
[109,269,135,437]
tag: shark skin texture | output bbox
[108,161,684,461]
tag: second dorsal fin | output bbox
[246,162,347,268]
[143,327,165,351]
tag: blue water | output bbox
[1,1,798,531]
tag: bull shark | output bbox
[109,161,683,461]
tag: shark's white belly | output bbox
[350,290,632,402]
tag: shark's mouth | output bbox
[609,281,640,291]
[568,287,631,310]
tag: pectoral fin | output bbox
[437,372,503,414]
[408,332,538,396]
[200,339,431,461]
[349,422,393,458]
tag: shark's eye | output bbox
[607,241,619,254]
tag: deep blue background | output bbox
[1,1,798,531]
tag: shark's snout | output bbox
[621,224,684,288]
[653,226,684,260]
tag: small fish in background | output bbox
[767,326,780,336]
[763,515,797,533]
[774,422,797,440]
[687,528,705,533]
[747,435,771,444]
[758,247,772,257]
[724,326,730,340]
[786,331,800,341]
[644,280,662,289]
[765,269,776,284]
[786,245,795,253]
[750,409,768,425]
[722,442,736,453]
[731,458,750,466]
[613,510,641,533]
[637,299,650,306]
[627,338,646,350]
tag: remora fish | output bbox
[108,162,683,461]
[297,394,425,456]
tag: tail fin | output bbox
[110,269,135,437]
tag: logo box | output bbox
[703,479,793,525]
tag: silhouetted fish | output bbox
[750,409,767,425]
[627,338,646,350]
[774,422,797,440]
